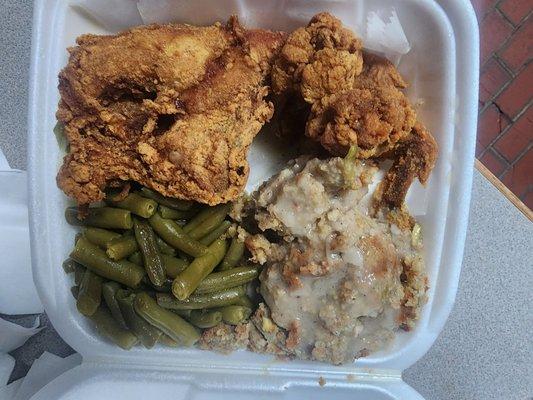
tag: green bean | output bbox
[89,305,139,350]
[218,238,245,271]
[116,290,162,348]
[172,239,227,300]
[147,278,173,293]
[74,264,86,285]
[62,258,79,274]
[129,252,188,279]
[199,220,231,245]
[171,309,191,318]
[133,218,166,287]
[102,281,127,327]
[107,192,157,218]
[155,236,177,256]
[70,237,145,288]
[233,295,254,309]
[158,334,180,347]
[65,207,133,230]
[187,204,231,240]
[71,286,79,299]
[123,229,134,237]
[157,286,245,310]
[133,287,157,298]
[76,269,102,316]
[148,213,207,257]
[139,188,193,210]
[159,205,197,220]
[161,255,189,278]
[189,310,222,328]
[128,251,143,265]
[194,266,259,295]
[105,235,138,260]
[218,305,251,325]
[84,228,121,248]
[177,250,192,262]
[182,206,219,233]
[134,292,200,346]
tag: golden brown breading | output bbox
[304,49,416,158]
[357,51,408,90]
[306,86,416,157]
[300,48,363,102]
[57,17,284,205]
[271,12,363,94]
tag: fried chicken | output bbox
[294,44,417,159]
[375,122,438,209]
[271,12,438,208]
[306,85,416,157]
[271,12,363,95]
[357,51,408,90]
[57,17,284,205]
[300,48,363,103]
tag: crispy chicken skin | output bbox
[357,51,408,90]
[57,17,284,205]
[376,122,438,209]
[300,48,363,103]
[300,45,417,159]
[272,12,438,208]
[271,12,363,95]
[306,85,416,157]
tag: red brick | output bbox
[477,103,510,147]
[472,0,498,21]
[480,148,509,177]
[499,19,533,71]
[479,57,512,103]
[476,139,486,157]
[523,191,533,211]
[494,106,533,162]
[480,10,514,65]
[498,0,531,25]
[502,149,532,197]
[495,63,533,118]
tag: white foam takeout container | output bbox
[27,0,479,398]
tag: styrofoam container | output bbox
[27,0,479,398]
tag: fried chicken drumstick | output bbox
[57,17,284,205]
[272,13,438,208]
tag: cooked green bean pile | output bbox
[62,188,256,350]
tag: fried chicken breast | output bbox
[57,17,284,205]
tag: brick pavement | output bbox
[473,0,532,210]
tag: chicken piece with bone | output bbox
[57,17,285,205]
[272,13,438,209]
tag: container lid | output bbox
[30,363,425,400]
